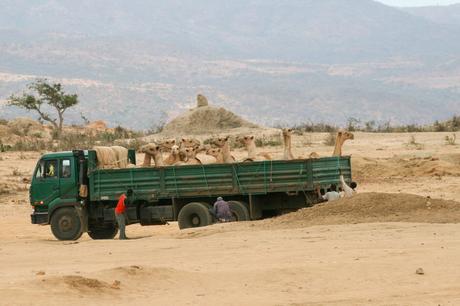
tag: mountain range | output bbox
[0,0,459,129]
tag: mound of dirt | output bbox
[354,156,460,182]
[263,193,460,228]
[162,105,259,135]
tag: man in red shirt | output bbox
[115,190,132,240]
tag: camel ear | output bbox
[250,136,254,140]
[225,136,229,141]
[172,139,176,144]
[182,138,186,142]
[338,131,343,136]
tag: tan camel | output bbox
[141,143,165,167]
[213,136,236,163]
[164,145,181,165]
[332,130,354,156]
[174,146,217,165]
[160,139,177,150]
[282,128,295,160]
[206,148,225,163]
[283,128,320,160]
[180,137,201,148]
[241,135,272,161]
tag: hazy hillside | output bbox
[0,0,459,129]
[403,4,460,26]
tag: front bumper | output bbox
[31,211,49,224]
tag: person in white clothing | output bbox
[340,175,356,198]
[317,184,341,202]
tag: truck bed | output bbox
[88,154,352,202]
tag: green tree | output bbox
[8,79,78,138]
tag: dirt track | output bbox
[1,132,460,305]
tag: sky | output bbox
[377,0,460,6]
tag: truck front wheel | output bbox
[50,207,83,241]
[178,202,212,229]
[88,223,118,239]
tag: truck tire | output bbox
[228,201,250,221]
[178,202,213,229]
[88,223,118,240]
[50,207,83,241]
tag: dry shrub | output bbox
[323,132,336,146]
[11,168,21,176]
[255,135,282,147]
[406,135,424,150]
[445,134,457,145]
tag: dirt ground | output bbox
[0,132,459,305]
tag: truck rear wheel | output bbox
[178,202,212,229]
[228,201,250,221]
[88,223,118,240]
[50,207,83,241]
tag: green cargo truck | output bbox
[29,149,352,240]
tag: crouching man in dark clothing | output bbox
[213,197,233,222]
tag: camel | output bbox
[332,130,354,156]
[173,146,217,165]
[180,137,201,149]
[160,139,177,150]
[141,143,164,167]
[282,128,320,160]
[213,136,236,163]
[163,145,181,165]
[282,128,295,160]
[241,135,272,161]
[206,148,225,163]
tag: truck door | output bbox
[59,158,78,200]
[31,159,59,206]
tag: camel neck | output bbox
[153,153,164,167]
[246,141,257,159]
[333,136,343,156]
[283,134,294,159]
[143,154,152,167]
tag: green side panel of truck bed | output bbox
[88,153,351,202]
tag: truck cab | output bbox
[30,151,88,240]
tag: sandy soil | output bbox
[0,132,459,305]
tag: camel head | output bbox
[282,128,293,137]
[206,148,222,158]
[184,146,197,158]
[337,130,354,142]
[180,138,200,148]
[214,136,230,147]
[242,135,255,146]
[170,145,180,156]
[160,139,176,150]
[141,143,162,156]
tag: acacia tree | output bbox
[8,79,79,138]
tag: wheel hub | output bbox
[191,215,200,226]
[59,216,73,232]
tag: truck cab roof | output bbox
[40,150,88,159]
